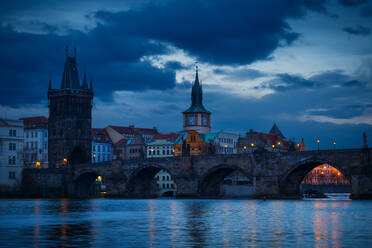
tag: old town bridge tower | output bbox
[48,48,93,168]
[183,66,211,133]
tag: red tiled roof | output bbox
[92,128,112,143]
[153,133,179,141]
[109,125,158,136]
[20,116,48,129]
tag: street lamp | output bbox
[35,161,40,168]
[316,138,320,151]
[62,158,68,166]
[93,153,96,163]
[333,141,336,150]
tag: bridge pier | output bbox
[350,175,372,199]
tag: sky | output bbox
[1,0,372,150]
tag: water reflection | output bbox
[0,198,371,247]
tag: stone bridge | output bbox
[23,148,372,199]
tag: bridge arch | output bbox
[279,159,351,198]
[74,171,103,197]
[125,163,177,197]
[199,164,252,197]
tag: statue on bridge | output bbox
[363,132,368,148]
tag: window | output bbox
[9,129,16,137]
[8,172,16,180]
[8,143,16,151]
[157,150,159,155]
[162,150,165,155]
[35,132,38,138]
[26,132,29,138]
[8,156,16,165]
[148,150,151,155]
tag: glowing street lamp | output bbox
[316,138,320,151]
[333,141,336,150]
[35,161,41,168]
[62,158,68,165]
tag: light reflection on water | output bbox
[0,198,371,247]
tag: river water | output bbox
[0,197,371,247]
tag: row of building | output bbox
[0,50,307,194]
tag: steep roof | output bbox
[20,116,48,129]
[109,125,158,136]
[60,56,81,89]
[153,133,179,141]
[92,128,112,143]
[269,123,284,137]
[183,68,211,114]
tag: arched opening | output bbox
[126,166,177,198]
[71,146,86,165]
[199,165,252,198]
[280,161,351,199]
[74,172,103,197]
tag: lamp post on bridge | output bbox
[316,138,320,152]
[333,141,336,150]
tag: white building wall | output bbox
[214,132,239,154]
[146,140,175,158]
[0,119,24,191]
[24,128,48,167]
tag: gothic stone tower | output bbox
[48,48,93,168]
[183,67,211,133]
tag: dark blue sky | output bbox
[1,0,372,149]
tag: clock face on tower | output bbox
[189,117,195,125]
[202,117,207,125]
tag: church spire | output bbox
[89,78,93,92]
[82,72,88,89]
[183,65,210,114]
[60,46,81,89]
[48,77,52,90]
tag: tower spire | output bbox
[48,76,52,90]
[89,77,93,91]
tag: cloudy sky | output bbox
[1,0,372,149]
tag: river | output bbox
[0,197,371,247]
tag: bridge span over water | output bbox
[23,148,372,199]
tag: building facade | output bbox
[302,164,350,185]
[183,67,211,134]
[48,49,93,168]
[155,170,175,196]
[20,116,48,168]
[146,133,179,158]
[238,124,297,153]
[0,119,24,192]
[213,132,239,154]
[174,130,213,156]
[92,128,112,163]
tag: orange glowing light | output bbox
[323,165,327,169]
[243,146,247,150]
[251,143,255,147]
[93,153,96,158]
[321,171,324,175]
[224,144,227,148]
[337,172,341,176]
[35,161,40,167]
[271,144,275,148]
[62,158,68,164]
[277,141,281,145]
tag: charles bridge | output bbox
[22,147,372,199]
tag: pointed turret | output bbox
[183,66,210,114]
[300,138,306,151]
[269,123,284,138]
[48,77,52,90]
[89,78,93,92]
[81,72,88,89]
[60,47,81,90]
